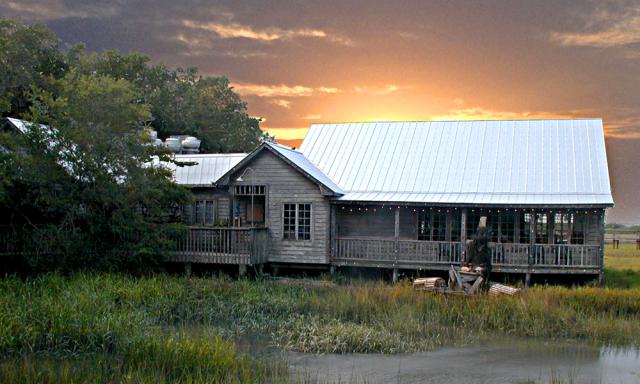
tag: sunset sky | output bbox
[2,0,639,223]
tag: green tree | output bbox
[0,19,67,116]
[75,50,267,152]
[1,71,190,271]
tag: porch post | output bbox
[598,209,605,286]
[527,210,536,287]
[330,204,337,263]
[460,208,467,264]
[394,206,400,279]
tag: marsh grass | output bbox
[1,273,640,382]
[604,243,640,271]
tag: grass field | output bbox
[1,273,640,382]
[604,243,640,271]
[604,243,640,288]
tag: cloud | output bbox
[353,84,402,95]
[3,0,116,20]
[271,99,292,109]
[432,107,586,122]
[303,114,322,120]
[181,19,352,45]
[232,83,340,97]
[432,106,640,139]
[551,4,640,47]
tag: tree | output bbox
[0,19,67,116]
[76,51,267,152]
[0,71,190,272]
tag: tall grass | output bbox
[1,273,640,381]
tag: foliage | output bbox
[0,71,190,272]
[0,18,275,271]
[0,19,67,115]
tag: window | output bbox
[535,213,548,243]
[234,185,266,196]
[417,211,446,241]
[450,214,461,242]
[183,200,215,225]
[520,213,533,243]
[499,213,515,243]
[466,212,483,239]
[554,213,585,244]
[283,203,311,240]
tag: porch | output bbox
[167,226,268,266]
[331,204,605,275]
[333,237,601,273]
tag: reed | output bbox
[1,273,639,382]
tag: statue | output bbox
[463,216,492,281]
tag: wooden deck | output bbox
[333,237,601,274]
[168,227,268,265]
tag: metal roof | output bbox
[264,141,344,194]
[299,119,614,206]
[161,154,245,187]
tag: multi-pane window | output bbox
[466,212,483,239]
[417,211,446,241]
[183,200,215,225]
[572,214,586,245]
[283,203,311,240]
[450,214,461,242]
[554,213,585,244]
[520,213,533,243]
[535,213,548,243]
[499,214,515,243]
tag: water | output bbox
[287,339,640,383]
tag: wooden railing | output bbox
[333,237,601,272]
[334,237,462,267]
[532,244,600,267]
[169,227,268,265]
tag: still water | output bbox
[286,339,640,383]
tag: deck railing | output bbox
[333,237,601,271]
[169,227,268,265]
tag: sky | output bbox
[2,0,639,223]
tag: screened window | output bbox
[499,213,515,243]
[572,214,586,245]
[417,211,446,241]
[283,203,311,240]
[450,214,462,242]
[520,213,533,243]
[466,212,483,239]
[554,213,584,244]
[183,200,215,225]
[535,213,548,243]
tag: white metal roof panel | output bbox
[299,119,614,206]
[265,141,344,194]
[162,154,245,187]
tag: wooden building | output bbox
[168,119,614,281]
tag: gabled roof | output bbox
[159,153,246,187]
[299,119,614,206]
[216,141,344,195]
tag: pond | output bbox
[286,339,640,384]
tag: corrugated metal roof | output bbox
[264,141,344,194]
[299,119,614,206]
[161,154,245,187]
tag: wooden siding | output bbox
[230,150,330,264]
